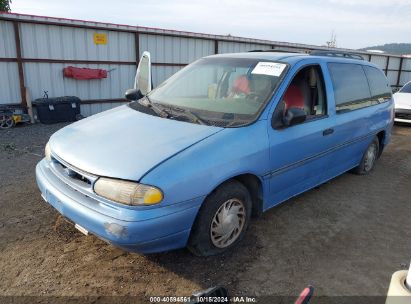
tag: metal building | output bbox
[1,12,410,116]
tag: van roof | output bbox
[207,51,378,68]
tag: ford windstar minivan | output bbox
[36,50,394,256]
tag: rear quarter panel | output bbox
[320,59,394,177]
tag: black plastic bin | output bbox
[33,96,81,124]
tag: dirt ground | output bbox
[1,122,411,302]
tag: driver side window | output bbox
[272,65,327,128]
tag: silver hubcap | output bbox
[210,198,246,248]
[364,143,377,172]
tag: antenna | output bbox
[326,31,337,48]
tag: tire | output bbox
[0,114,14,129]
[188,180,252,256]
[352,137,380,175]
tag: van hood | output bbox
[49,105,222,181]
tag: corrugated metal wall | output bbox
[218,41,272,53]
[139,34,214,86]
[0,61,20,103]
[17,22,136,116]
[0,20,20,103]
[1,13,411,118]
[387,57,402,85]
[23,62,135,99]
[19,24,135,61]
[140,35,214,63]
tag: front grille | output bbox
[49,155,97,191]
[57,161,92,185]
[395,113,411,120]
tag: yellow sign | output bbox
[93,33,107,45]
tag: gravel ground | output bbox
[0,122,410,303]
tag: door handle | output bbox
[323,128,334,136]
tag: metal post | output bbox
[13,21,27,108]
[214,40,218,55]
[385,56,390,76]
[135,32,140,65]
[396,57,404,88]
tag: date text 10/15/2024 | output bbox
[149,296,257,303]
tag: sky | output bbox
[9,0,411,49]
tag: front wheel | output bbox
[352,137,380,175]
[188,180,252,256]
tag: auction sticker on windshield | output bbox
[251,62,286,77]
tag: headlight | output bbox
[45,142,52,162]
[94,177,163,206]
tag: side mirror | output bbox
[134,51,152,95]
[125,88,144,101]
[283,107,306,127]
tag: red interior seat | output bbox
[283,85,304,110]
[232,75,250,94]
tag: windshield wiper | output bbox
[138,96,170,118]
[160,105,207,125]
[224,120,247,127]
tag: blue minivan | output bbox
[36,50,394,256]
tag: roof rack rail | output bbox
[310,50,364,60]
[248,49,305,54]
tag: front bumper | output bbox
[395,108,411,123]
[36,159,203,253]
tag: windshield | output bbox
[400,82,411,93]
[145,57,287,127]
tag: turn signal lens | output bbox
[94,177,163,206]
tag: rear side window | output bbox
[363,66,392,100]
[328,63,372,112]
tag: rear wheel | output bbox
[352,137,380,175]
[188,180,252,256]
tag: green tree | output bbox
[0,0,12,12]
